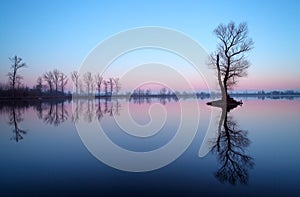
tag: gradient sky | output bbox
[0,0,300,92]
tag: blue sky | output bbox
[0,0,300,91]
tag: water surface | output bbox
[0,98,299,196]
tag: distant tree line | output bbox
[0,55,208,100]
[230,90,300,96]
[1,55,299,100]
[70,71,121,97]
[0,55,123,99]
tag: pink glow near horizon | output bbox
[5,60,299,92]
[17,74,300,93]
[236,75,300,91]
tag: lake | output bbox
[0,97,300,196]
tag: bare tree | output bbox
[36,76,43,96]
[52,69,60,94]
[160,87,167,96]
[145,89,151,96]
[91,78,95,95]
[210,22,254,102]
[113,77,121,95]
[60,72,68,95]
[83,72,93,95]
[95,73,103,96]
[7,56,27,97]
[79,80,84,95]
[103,80,108,96]
[43,71,54,94]
[71,71,80,95]
[109,78,114,95]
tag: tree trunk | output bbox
[216,55,226,101]
[98,84,101,97]
[223,80,228,100]
[76,84,78,95]
[12,68,17,98]
[110,79,113,95]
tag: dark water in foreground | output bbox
[0,98,300,196]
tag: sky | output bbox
[0,0,300,92]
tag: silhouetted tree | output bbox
[103,80,108,96]
[84,72,93,95]
[71,71,80,95]
[43,71,54,94]
[210,22,254,101]
[7,55,27,97]
[79,80,84,94]
[91,79,95,95]
[36,76,43,96]
[109,78,114,95]
[145,89,151,96]
[53,69,60,95]
[95,73,103,96]
[113,77,121,95]
[160,87,167,96]
[59,72,68,95]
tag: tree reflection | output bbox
[71,97,179,122]
[84,99,94,122]
[72,99,80,122]
[129,96,179,105]
[209,104,254,185]
[71,98,122,122]
[7,103,27,142]
[41,100,69,126]
[114,99,121,116]
[2,97,180,142]
[95,98,103,120]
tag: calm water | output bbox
[0,97,300,196]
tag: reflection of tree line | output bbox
[1,98,254,186]
[37,100,69,126]
[129,95,179,105]
[1,97,186,142]
[72,98,122,122]
[34,99,123,124]
[208,104,254,185]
